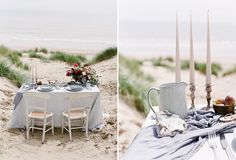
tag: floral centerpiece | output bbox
[66,63,99,86]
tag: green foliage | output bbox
[181,60,190,69]
[211,63,222,77]
[223,66,236,77]
[152,57,172,69]
[195,62,222,76]
[180,60,222,76]
[119,76,147,113]
[92,47,117,64]
[0,62,24,87]
[164,56,174,62]
[39,48,48,54]
[50,51,86,65]
[119,55,155,114]
[0,45,29,70]
[0,45,10,56]
[29,52,48,62]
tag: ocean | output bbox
[119,20,236,61]
[0,0,117,54]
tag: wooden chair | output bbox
[62,93,92,141]
[24,92,54,143]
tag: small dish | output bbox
[213,101,235,115]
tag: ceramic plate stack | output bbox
[66,85,83,92]
[37,85,54,92]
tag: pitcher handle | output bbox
[147,87,159,115]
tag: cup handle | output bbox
[147,87,159,115]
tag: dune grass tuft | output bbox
[119,55,155,114]
[29,52,48,62]
[0,45,11,56]
[50,51,86,65]
[223,66,236,77]
[0,45,29,70]
[180,60,222,77]
[92,47,117,64]
[0,61,24,87]
[152,57,173,69]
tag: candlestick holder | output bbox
[205,84,212,110]
[189,83,196,109]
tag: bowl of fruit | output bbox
[213,96,235,115]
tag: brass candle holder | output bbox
[205,84,212,110]
[189,83,196,109]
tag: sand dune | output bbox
[0,56,117,160]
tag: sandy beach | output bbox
[0,53,117,160]
[119,54,236,156]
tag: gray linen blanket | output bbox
[122,110,236,160]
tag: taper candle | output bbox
[35,65,37,82]
[175,11,181,82]
[206,11,211,85]
[189,13,195,84]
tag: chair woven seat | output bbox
[29,111,53,119]
[62,109,86,119]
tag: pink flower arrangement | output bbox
[66,63,98,85]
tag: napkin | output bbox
[153,109,220,138]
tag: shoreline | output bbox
[121,53,236,66]
[0,44,117,56]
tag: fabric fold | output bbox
[123,110,235,160]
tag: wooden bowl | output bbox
[213,101,235,115]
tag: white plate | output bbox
[37,85,54,92]
[66,85,83,92]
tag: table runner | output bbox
[9,86,103,130]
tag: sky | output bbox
[120,0,236,24]
[119,0,236,59]
[0,0,117,53]
[0,0,116,15]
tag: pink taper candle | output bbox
[175,11,181,82]
[206,11,211,85]
[190,13,195,84]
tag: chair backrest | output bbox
[65,93,93,117]
[24,92,50,117]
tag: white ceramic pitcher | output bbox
[147,82,188,119]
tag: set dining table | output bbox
[123,105,236,160]
[8,83,103,130]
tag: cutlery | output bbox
[220,133,236,160]
[208,131,219,160]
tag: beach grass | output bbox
[0,45,11,56]
[120,55,155,114]
[180,60,222,76]
[152,57,172,69]
[50,51,86,65]
[28,52,49,62]
[0,45,29,70]
[223,66,236,77]
[92,47,117,64]
[39,48,48,54]
[8,53,30,70]
[119,76,148,113]
[0,61,24,87]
